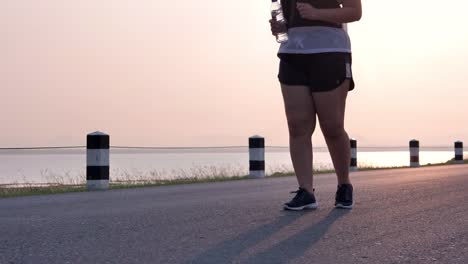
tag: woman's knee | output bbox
[321,123,346,139]
[287,118,316,138]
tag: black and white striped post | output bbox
[455,141,464,164]
[350,138,357,172]
[410,139,420,168]
[249,135,265,178]
[87,131,110,190]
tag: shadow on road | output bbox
[187,209,349,264]
[186,210,306,264]
[242,209,350,264]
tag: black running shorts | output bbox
[277,52,355,93]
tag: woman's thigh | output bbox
[311,80,349,137]
[280,83,317,137]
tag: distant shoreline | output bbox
[1,158,466,198]
[0,147,463,155]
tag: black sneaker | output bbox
[335,184,353,209]
[284,187,318,211]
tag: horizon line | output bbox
[0,145,462,151]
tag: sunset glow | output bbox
[1,0,467,147]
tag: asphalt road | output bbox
[1,164,468,264]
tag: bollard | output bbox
[249,135,265,178]
[409,139,420,168]
[350,138,357,172]
[87,131,110,190]
[455,141,464,164]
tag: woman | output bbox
[269,0,362,210]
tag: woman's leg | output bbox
[312,80,351,185]
[281,84,317,194]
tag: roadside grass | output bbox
[0,185,86,198]
[1,158,466,198]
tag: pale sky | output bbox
[1,0,468,148]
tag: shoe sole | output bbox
[284,202,318,211]
[335,203,353,209]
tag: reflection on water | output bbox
[355,151,460,168]
[0,149,466,185]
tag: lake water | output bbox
[0,147,465,186]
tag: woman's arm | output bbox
[297,0,362,24]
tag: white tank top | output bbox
[278,25,351,54]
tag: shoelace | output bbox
[289,188,305,202]
[290,187,315,201]
[290,188,304,194]
[291,188,316,194]
[291,187,315,194]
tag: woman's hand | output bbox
[296,2,321,21]
[269,18,287,36]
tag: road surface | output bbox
[1,164,468,263]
